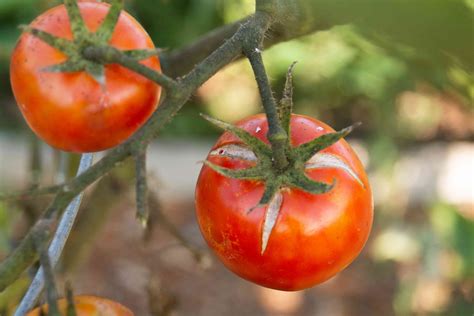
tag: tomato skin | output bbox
[195,114,373,291]
[26,295,134,315]
[10,2,161,152]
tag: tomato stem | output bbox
[243,12,290,172]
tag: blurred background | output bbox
[0,0,473,315]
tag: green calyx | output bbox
[20,0,158,85]
[202,63,358,209]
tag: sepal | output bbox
[202,160,263,180]
[296,123,360,162]
[94,0,123,42]
[201,114,272,158]
[287,169,334,194]
[278,61,297,136]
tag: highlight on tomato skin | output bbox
[25,295,134,316]
[10,1,161,153]
[195,113,374,291]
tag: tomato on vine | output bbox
[26,295,133,316]
[10,1,161,152]
[195,113,373,291]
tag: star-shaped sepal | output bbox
[20,0,160,86]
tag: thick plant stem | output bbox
[244,13,289,171]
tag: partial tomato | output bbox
[26,295,133,316]
[10,2,161,152]
[195,114,373,291]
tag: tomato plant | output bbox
[26,295,133,316]
[10,1,161,152]
[195,113,373,291]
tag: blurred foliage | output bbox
[0,202,27,314]
[430,202,474,278]
[0,0,472,315]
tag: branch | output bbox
[160,17,250,78]
[0,184,63,201]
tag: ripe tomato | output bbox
[195,114,373,291]
[10,2,161,152]
[26,295,133,315]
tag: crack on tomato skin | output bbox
[209,144,257,162]
[261,190,283,254]
[305,152,364,188]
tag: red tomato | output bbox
[26,295,133,316]
[10,2,161,152]
[195,114,373,291]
